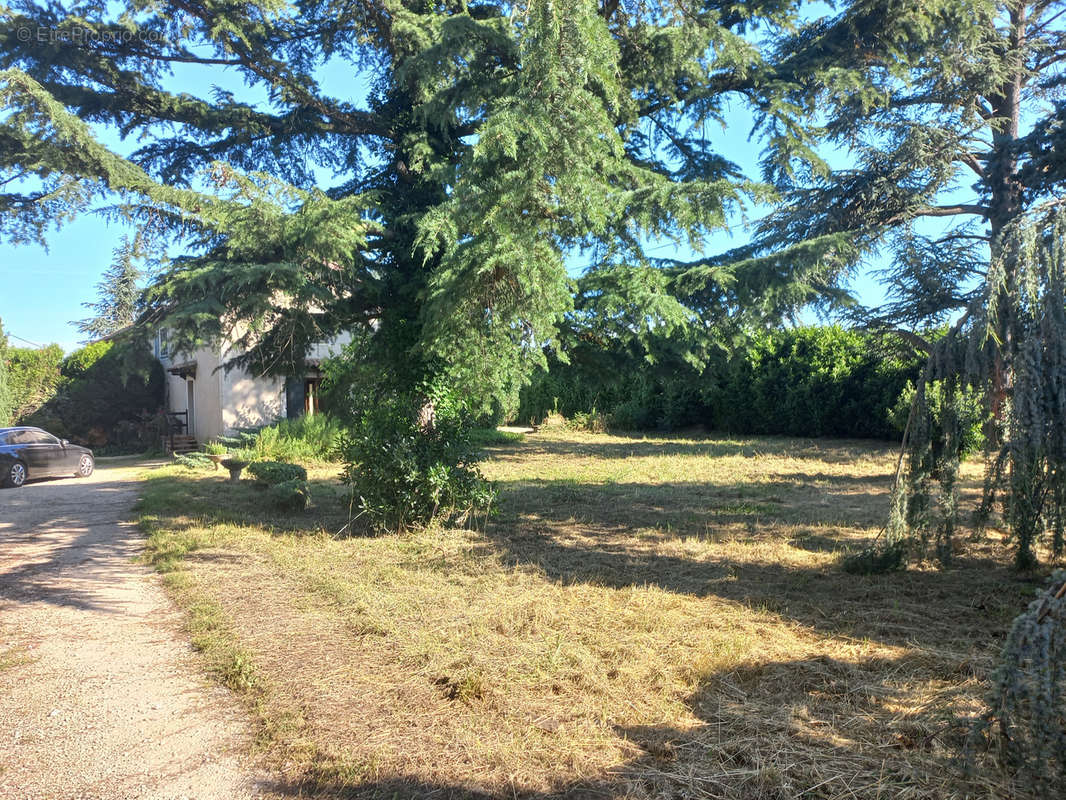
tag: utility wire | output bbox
[6,333,45,348]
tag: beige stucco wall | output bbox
[221,367,286,435]
[157,327,352,442]
[161,345,223,442]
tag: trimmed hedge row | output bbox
[516,326,925,440]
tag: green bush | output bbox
[21,339,164,451]
[253,415,342,462]
[247,460,308,486]
[516,326,924,440]
[7,344,64,423]
[174,451,214,470]
[269,479,311,511]
[203,440,228,455]
[340,386,496,534]
[0,319,11,426]
[888,379,986,456]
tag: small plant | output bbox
[269,479,311,511]
[174,451,214,471]
[840,539,907,575]
[247,461,307,486]
[568,408,608,433]
[203,440,228,455]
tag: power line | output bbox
[6,333,45,348]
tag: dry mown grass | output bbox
[138,430,1048,799]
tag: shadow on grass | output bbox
[485,433,899,464]
[253,649,1007,799]
[137,468,351,539]
[479,476,1030,652]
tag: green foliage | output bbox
[174,452,214,471]
[888,380,985,457]
[202,441,228,455]
[24,338,164,451]
[971,571,1066,793]
[6,344,63,422]
[250,416,342,463]
[518,326,923,439]
[269,479,311,512]
[0,319,11,426]
[337,384,495,535]
[891,206,1066,569]
[247,461,307,486]
[77,231,153,341]
[2,1,829,519]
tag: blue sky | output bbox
[1,4,888,353]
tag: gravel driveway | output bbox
[0,460,269,799]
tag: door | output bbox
[186,379,195,438]
[20,430,64,476]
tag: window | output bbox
[30,431,59,445]
[158,328,169,358]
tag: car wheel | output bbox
[75,453,95,478]
[4,460,27,488]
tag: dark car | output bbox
[0,427,95,488]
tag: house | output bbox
[154,328,349,450]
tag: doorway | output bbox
[186,379,195,435]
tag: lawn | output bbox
[138,430,1040,799]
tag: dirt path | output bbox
[0,461,270,800]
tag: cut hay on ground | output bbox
[140,430,1045,799]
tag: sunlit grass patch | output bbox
[139,429,1036,798]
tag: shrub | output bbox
[888,379,986,456]
[516,326,924,439]
[253,415,342,462]
[340,386,496,534]
[7,344,64,422]
[269,479,311,512]
[21,338,164,451]
[247,460,308,486]
[971,572,1066,793]
[174,452,214,470]
[203,440,229,455]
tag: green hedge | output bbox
[516,326,925,440]
[247,461,308,485]
[23,339,164,450]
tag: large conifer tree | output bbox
[734,1,1066,567]
[76,232,148,341]
[1,1,820,401]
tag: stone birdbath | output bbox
[206,453,229,471]
[220,457,250,483]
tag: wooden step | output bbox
[163,435,200,455]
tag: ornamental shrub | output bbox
[338,385,496,535]
[269,479,311,512]
[247,460,307,486]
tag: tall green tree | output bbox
[76,231,148,341]
[0,1,827,525]
[0,317,11,426]
[739,1,1066,567]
